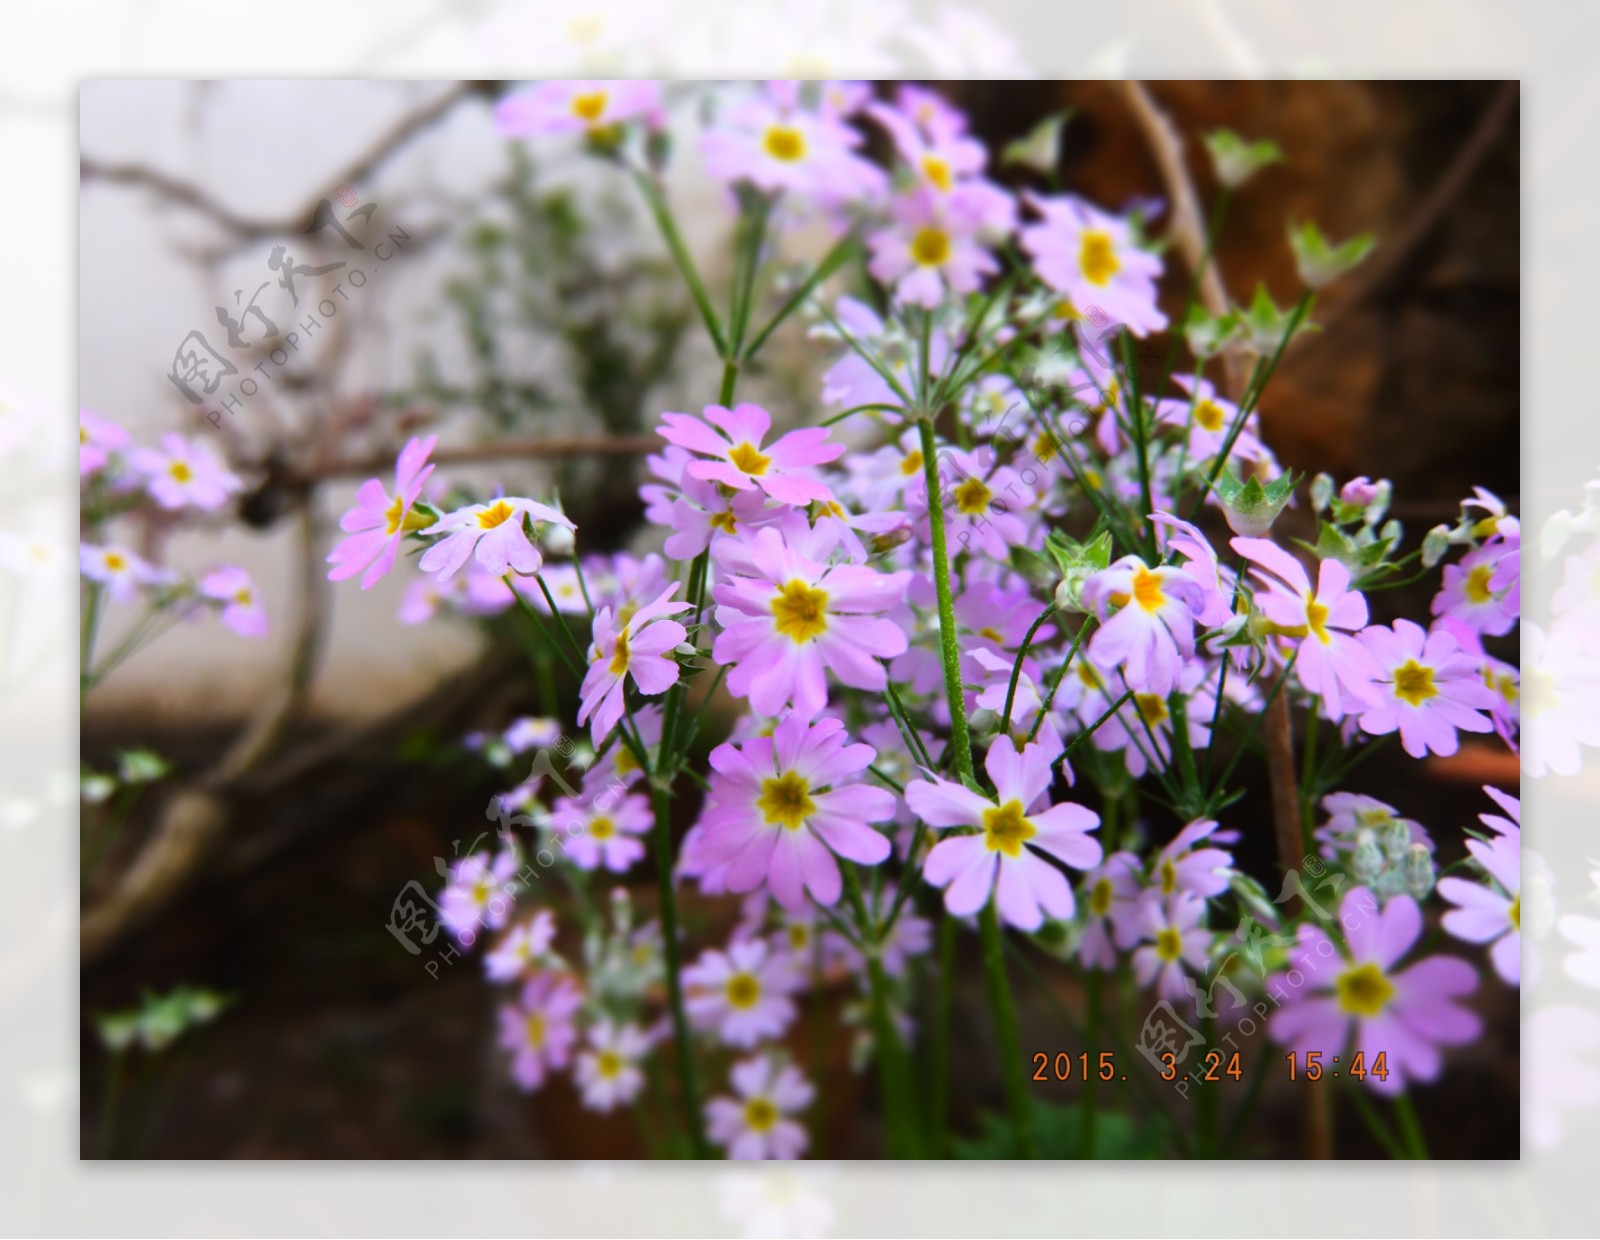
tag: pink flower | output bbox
[80,410,128,476]
[1439,794,1522,985]
[1267,888,1481,1095]
[497,971,581,1091]
[130,432,241,512]
[705,1055,814,1160]
[575,1019,652,1113]
[327,435,438,589]
[550,789,652,873]
[694,715,894,911]
[907,739,1101,932]
[657,403,842,507]
[1019,192,1167,336]
[1151,513,1236,627]
[1431,540,1517,637]
[866,99,1015,233]
[79,543,163,602]
[642,447,776,559]
[710,524,910,717]
[418,495,574,582]
[495,79,660,137]
[576,584,691,745]
[1151,819,1236,901]
[700,81,885,208]
[485,909,558,982]
[907,446,1034,561]
[1355,619,1498,758]
[439,849,522,944]
[867,187,999,308]
[1154,375,1269,467]
[1132,893,1211,1002]
[198,565,268,637]
[1078,850,1145,970]
[1232,537,1381,716]
[1081,555,1207,696]
[684,937,801,1049]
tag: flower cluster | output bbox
[321,80,1521,1160]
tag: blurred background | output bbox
[79,79,1518,1158]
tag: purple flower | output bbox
[705,1055,814,1160]
[1131,893,1211,1002]
[1019,192,1167,336]
[867,187,1000,308]
[684,937,801,1049]
[1233,537,1382,717]
[1267,888,1481,1095]
[694,715,894,911]
[1431,539,1518,637]
[710,523,910,717]
[484,909,558,983]
[80,410,128,477]
[80,543,163,602]
[576,583,691,746]
[495,79,660,138]
[700,81,885,208]
[575,1019,652,1113]
[130,432,241,512]
[1355,618,1498,758]
[198,565,268,637]
[657,403,843,508]
[1077,850,1145,970]
[551,788,652,873]
[1081,555,1207,696]
[497,971,581,1091]
[418,495,574,582]
[1151,819,1236,901]
[327,435,438,589]
[907,739,1101,931]
[439,849,522,944]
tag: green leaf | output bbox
[1240,283,1318,354]
[1183,303,1243,360]
[1204,129,1283,189]
[1288,220,1377,290]
[1003,111,1072,175]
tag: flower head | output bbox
[1019,192,1167,336]
[1355,618,1498,758]
[907,739,1101,931]
[694,715,894,911]
[576,583,691,745]
[658,403,843,507]
[497,971,581,1091]
[575,1018,652,1112]
[684,936,802,1049]
[495,79,660,139]
[1081,555,1207,696]
[485,909,558,982]
[130,432,241,512]
[705,1055,814,1160]
[418,495,575,582]
[80,410,128,477]
[198,565,268,637]
[327,435,438,589]
[1268,888,1481,1095]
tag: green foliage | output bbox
[1203,129,1284,189]
[953,1099,1171,1158]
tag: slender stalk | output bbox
[978,901,1034,1157]
[648,779,707,1158]
[1392,1093,1430,1159]
[999,603,1056,737]
[930,913,956,1157]
[844,864,919,1156]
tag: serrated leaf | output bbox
[1204,129,1283,189]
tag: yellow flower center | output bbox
[1336,962,1395,1018]
[788,923,810,950]
[1135,694,1169,725]
[1032,432,1058,462]
[608,628,631,675]
[1509,894,1521,932]
[571,90,608,122]
[954,477,991,515]
[1159,857,1178,895]
[615,745,640,777]
[726,972,762,1009]
[384,493,432,536]
[525,1013,546,1049]
[1053,297,1080,321]
[758,771,815,831]
[982,800,1036,857]
[1194,399,1226,433]
[1132,566,1165,612]
[233,588,253,606]
[1090,878,1113,916]
[1079,229,1120,286]
[103,552,127,571]
[1391,659,1438,707]
[596,1049,623,1078]
[764,125,806,162]
[728,441,772,476]
[1155,927,1183,962]
[708,511,739,535]
[921,153,953,192]
[1306,598,1331,644]
[771,579,829,644]
[744,1097,779,1132]
[80,426,89,444]
[476,499,518,530]
[1464,563,1495,605]
[590,816,616,841]
[910,226,951,267]
[978,626,1005,644]
[900,449,924,477]
[169,460,193,483]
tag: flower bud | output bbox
[1310,472,1335,514]
[1351,832,1383,883]
[1404,844,1437,902]
[1340,476,1380,508]
[1422,524,1453,568]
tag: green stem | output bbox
[1082,973,1101,1156]
[999,603,1056,738]
[648,779,707,1158]
[1392,1093,1430,1159]
[633,168,727,358]
[978,900,1035,1158]
[931,913,956,1157]
[844,864,919,1157]
[915,420,975,784]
